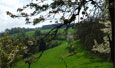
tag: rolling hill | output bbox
[15,40,113,68]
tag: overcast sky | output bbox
[0,0,52,32]
[0,0,93,32]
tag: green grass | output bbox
[14,40,113,68]
[25,31,35,37]
[41,29,51,33]
[41,28,74,34]
[9,28,74,38]
[10,33,17,37]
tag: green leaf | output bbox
[84,7,89,11]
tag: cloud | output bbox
[0,0,43,32]
[0,0,93,32]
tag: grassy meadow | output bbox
[14,40,113,68]
[2,28,112,68]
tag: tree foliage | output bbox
[6,0,109,42]
[92,21,112,54]
[34,28,41,36]
[75,17,105,50]
[0,33,26,68]
[7,0,105,26]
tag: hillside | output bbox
[9,28,74,37]
[15,40,113,68]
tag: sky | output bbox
[0,0,94,32]
[0,0,52,32]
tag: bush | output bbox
[34,29,41,37]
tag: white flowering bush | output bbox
[66,32,76,54]
[0,33,26,68]
[92,21,111,54]
[92,39,110,54]
[66,32,74,44]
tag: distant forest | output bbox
[40,23,75,29]
[0,23,75,37]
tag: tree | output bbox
[92,21,112,54]
[66,32,74,45]
[6,0,114,65]
[76,18,106,49]
[0,33,26,68]
[34,28,41,37]
[24,53,35,68]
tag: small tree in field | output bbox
[24,53,35,68]
[66,32,76,54]
[66,32,74,45]
[34,29,41,37]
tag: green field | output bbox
[8,28,113,68]
[15,40,113,68]
[25,31,35,37]
[9,28,74,37]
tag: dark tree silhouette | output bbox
[39,38,46,51]
[108,0,114,66]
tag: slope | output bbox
[15,40,113,68]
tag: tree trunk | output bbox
[10,64,12,68]
[28,63,31,68]
[108,0,115,67]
